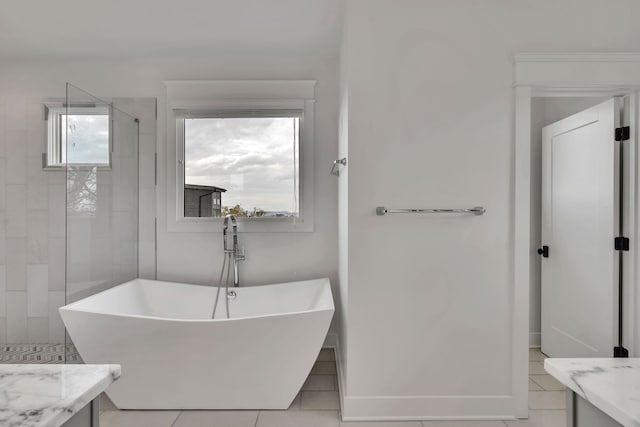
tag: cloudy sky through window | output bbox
[63,114,110,164]
[184,117,299,214]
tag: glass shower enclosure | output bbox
[64,84,139,361]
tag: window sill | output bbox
[43,165,112,171]
[169,216,314,233]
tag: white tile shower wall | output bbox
[0,98,65,342]
[48,291,65,343]
[27,317,48,342]
[0,266,6,317]
[26,264,48,317]
[0,97,156,343]
[6,290,27,342]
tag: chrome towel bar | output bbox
[376,206,486,216]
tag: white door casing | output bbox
[541,98,620,357]
[513,53,640,419]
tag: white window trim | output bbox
[44,102,112,170]
[164,80,316,233]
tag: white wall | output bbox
[0,50,341,337]
[337,14,350,386]
[338,0,640,420]
[529,97,608,347]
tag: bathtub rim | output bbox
[59,277,334,323]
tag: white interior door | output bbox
[541,98,620,358]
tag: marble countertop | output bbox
[0,364,121,427]
[544,358,640,427]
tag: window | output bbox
[165,80,316,233]
[178,111,301,219]
[45,104,110,168]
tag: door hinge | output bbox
[614,237,630,251]
[614,346,629,358]
[615,126,630,141]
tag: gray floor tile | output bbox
[422,421,507,427]
[311,361,337,375]
[528,391,566,410]
[528,379,543,391]
[301,391,340,410]
[303,375,337,391]
[99,393,117,412]
[317,348,336,362]
[99,410,180,427]
[528,349,547,362]
[504,410,566,427]
[257,410,340,427]
[341,422,422,426]
[288,393,302,411]
[172,410,259,427]
[528,362,546,375]
[529,375,564,391]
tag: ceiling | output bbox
[0,0,344,59]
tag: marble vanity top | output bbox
[544,358,640,427]
[0,364,121,427]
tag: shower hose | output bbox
[211,251,233,319]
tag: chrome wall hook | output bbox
[330,157,347,176]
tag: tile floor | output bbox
[0,345,565,426]
[96,348,566,427]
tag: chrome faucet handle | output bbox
[236,247,246,261]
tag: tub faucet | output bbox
[223,214,245,287]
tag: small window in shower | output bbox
[45,104,111,168]
[177,111,301,219]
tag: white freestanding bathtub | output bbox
[59,278,334,410]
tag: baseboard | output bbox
[323,333,515,421]
[323,334,515,421]
[529,332,541,348]
[341,395,515,421]
[322,332,346,418]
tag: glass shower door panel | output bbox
[65,84,139,361]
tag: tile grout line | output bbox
[169,411,182,427]
[528,371,541,389]
[529,374,548,391]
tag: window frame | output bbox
[164,80,316,233]
[176,109,303,221]
[44,103,112,170]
